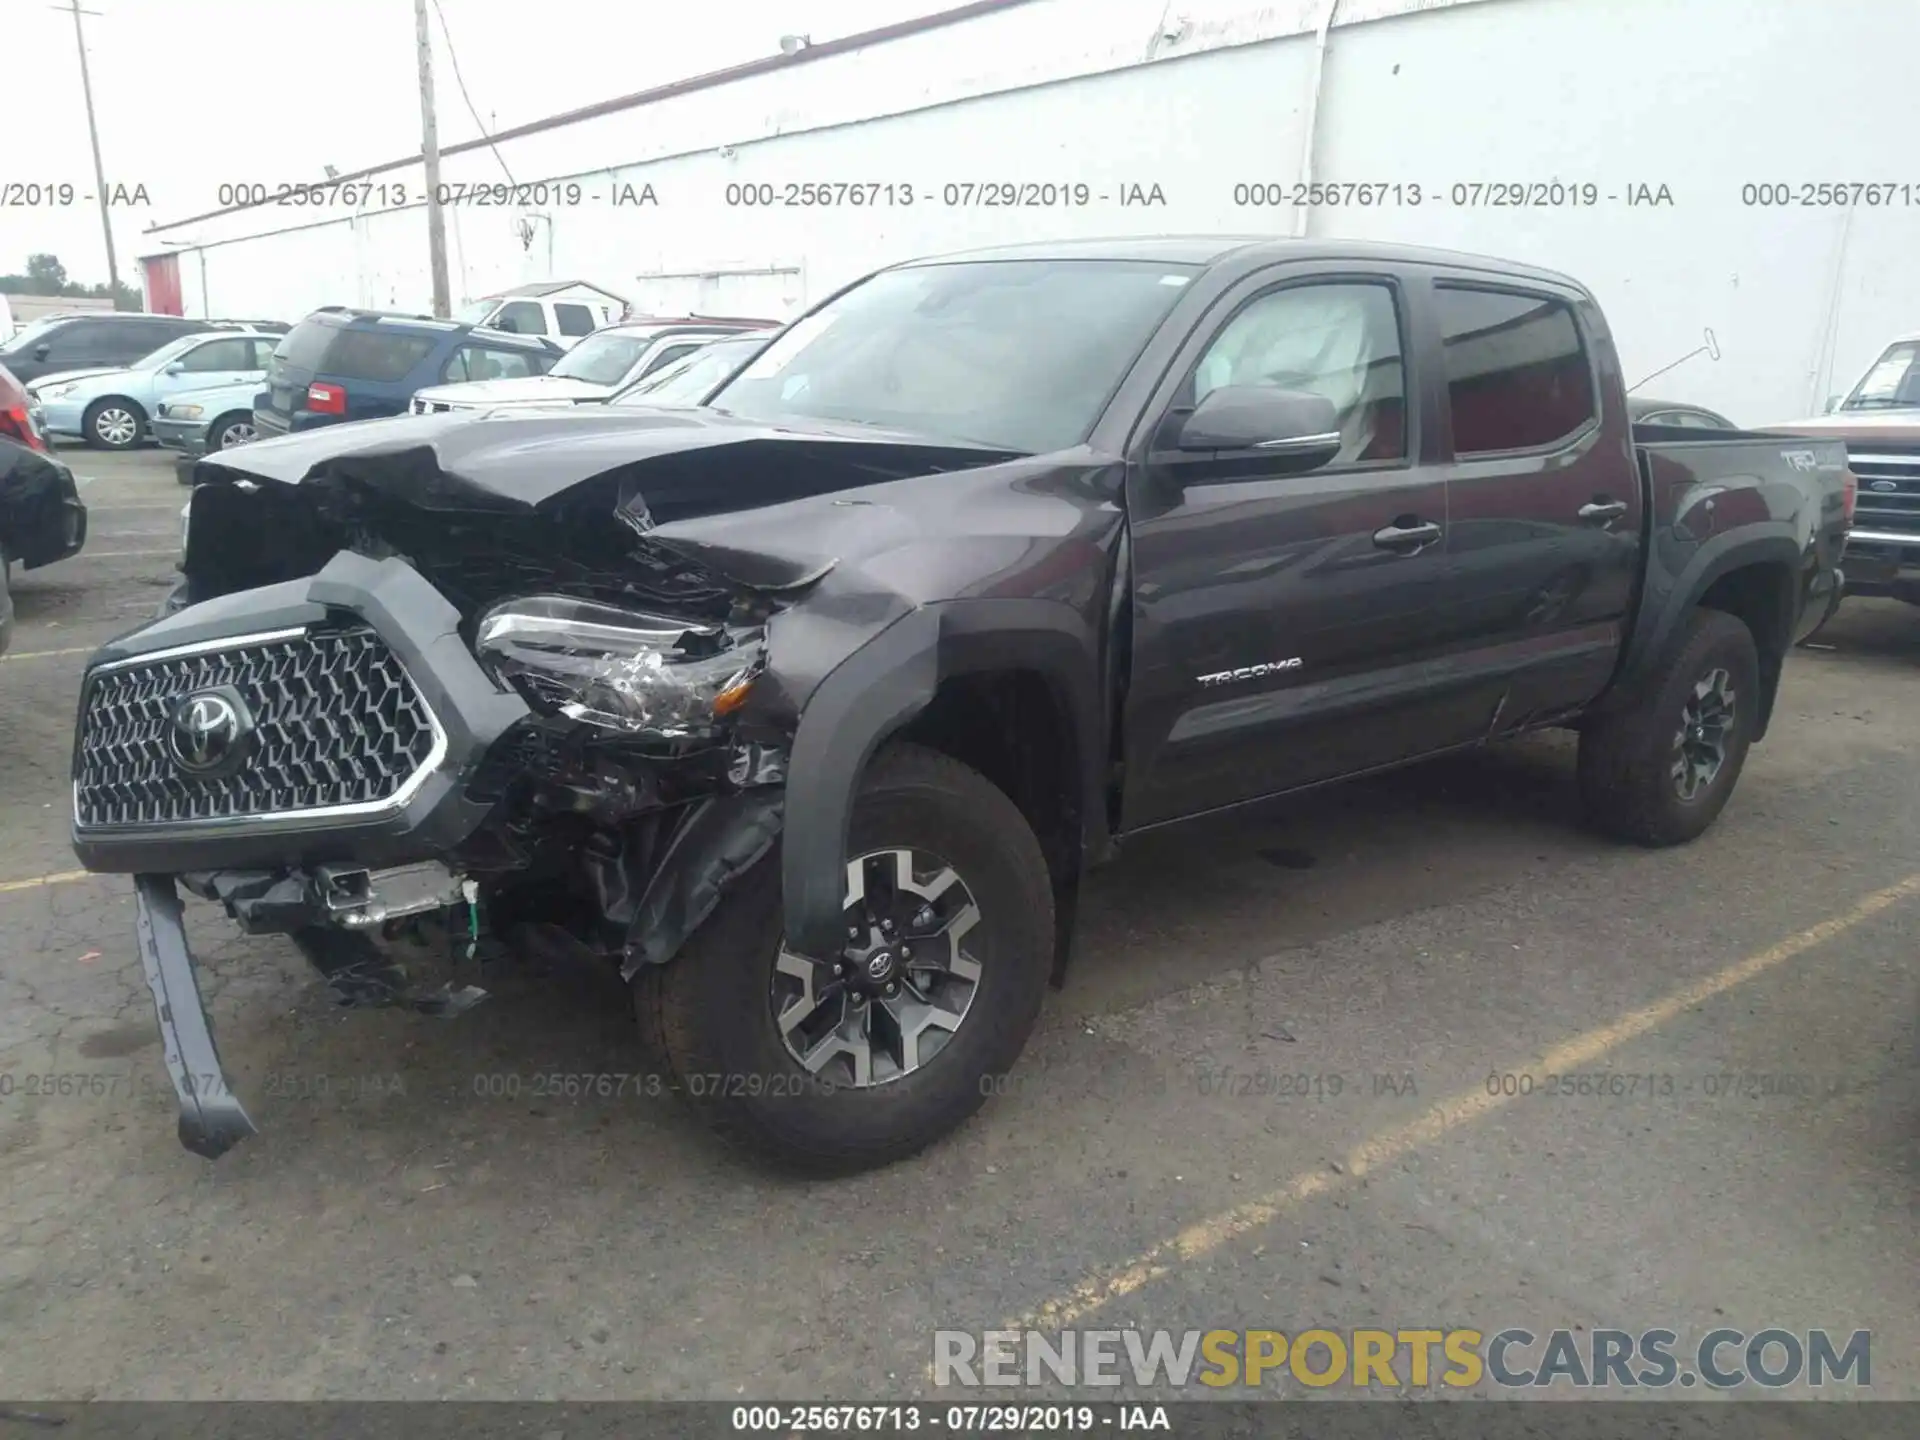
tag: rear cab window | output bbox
[555,303,596,337]
[1434,284,1597,455]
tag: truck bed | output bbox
[1625,425,1851,688]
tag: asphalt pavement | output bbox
[0,448,1913,1404]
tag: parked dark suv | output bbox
[254,308,563,438]
[0,313,254,386]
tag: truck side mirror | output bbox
[1176,385,1342,467]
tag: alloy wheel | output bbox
[1672,666,1735,801]
[94,407,139,447]
[215,419,255,449]
[769,847,983,1088]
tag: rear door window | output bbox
[1435,285,1597,455]
[180,337,256,372]
[555,303,596,337]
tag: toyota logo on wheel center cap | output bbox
[166,688,255,776]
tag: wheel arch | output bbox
[207,409,254,449]
[781,599,1107,974]
[1611,535,1802,742]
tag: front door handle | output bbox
[1579,499,1629,523]
[1372,519,1442,553]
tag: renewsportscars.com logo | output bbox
[932,1327,1872,1391]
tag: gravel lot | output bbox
[0,448,1913,1402]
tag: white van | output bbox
[454,282,628,350]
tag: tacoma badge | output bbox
[1196,658,1303,687]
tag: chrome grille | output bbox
[74,628,440,830]
[1846,447,1920,541]
[409,398,454,415]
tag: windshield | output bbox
[549,330,654,384]
[1843,342,1920,410]
[1,316,69,352]
[707,259,1199,452]
[613,338,765,407]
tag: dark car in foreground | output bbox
[253,308,562,438]
[1,365,88,653]
[73,238,1849,1171]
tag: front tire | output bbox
[1578,608,1760,846]
[82,397,144,450]
[635,743,1054,1175]
[208,412,255,451]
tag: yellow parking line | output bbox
[0,870,92,895]
[0,646,95,663]
[1010,870,1920,1333]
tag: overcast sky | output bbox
[2,0,928,286]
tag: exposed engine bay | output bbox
[132,412,1019,1013]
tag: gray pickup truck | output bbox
[1771,333,1920,607]
[70,238,1849,1173]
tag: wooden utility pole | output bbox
[414,0,452,317]
[56,0,124,308]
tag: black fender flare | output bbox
[780,599,1106,959]
[1607,530,1804,737]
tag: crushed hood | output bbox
[189,405,1026,596]
[198,405,1021,510]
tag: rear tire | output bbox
[82,397,144,450]
[1578,608,1760,846]
[634,742,1054,1175]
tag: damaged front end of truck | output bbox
[70,408,1036,1160]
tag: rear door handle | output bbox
[1579,499,1629,523]
[1372,519,1442,553]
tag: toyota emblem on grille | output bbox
[166,689,255,776]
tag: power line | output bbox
[427,0,517,186]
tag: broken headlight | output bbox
[474,595,762,737]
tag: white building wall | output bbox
[151,0,1920,425]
